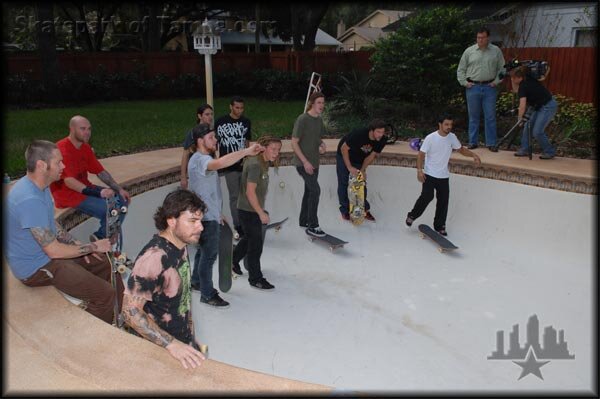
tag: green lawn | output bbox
[4,97,305,178]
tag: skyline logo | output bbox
[488,314,575,380]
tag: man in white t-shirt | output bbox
[405,114,481,236]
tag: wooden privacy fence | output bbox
[5,48,596,105]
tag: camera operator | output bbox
[509,65,558,160]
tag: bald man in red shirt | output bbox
[50,115,131,240]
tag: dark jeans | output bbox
[76,191,128,239]
[192,220,220,300]
[408,175,450,231]
[336,152,370,215]
[295,166,321,228]
[233,209,264,284]
[21,254,124,324]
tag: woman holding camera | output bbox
[509,65,558,159]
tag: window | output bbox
[574,28,597,47]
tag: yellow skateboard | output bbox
[348,170,366,225]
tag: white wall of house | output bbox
[490,2,597,47]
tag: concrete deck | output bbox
[4,140,597,395]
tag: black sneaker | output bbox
[200,293,230,307]
[405,213,414,227]
[191,282,201,291]
[250,278,275,290]
[436,227,448,236]
[306,227,326,237]
[232,263,243,276]
[299,221,308,228]
[467,144,478,150]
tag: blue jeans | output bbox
[295,166,321,229]
[466,84,498,146]
[192,220,220,300]
[520,97,557,156]
[336,152,370,215]
[76,192,127,239]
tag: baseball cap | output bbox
[191,123,214,142]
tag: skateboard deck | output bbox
[306,231,348,252]
[418,224,458,253]
[105,196,128,328]
[348,171,366,225]
[218,220,233,292]
[243,217,288,272]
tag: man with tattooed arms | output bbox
[50,115,131,240]
[121,189,208,369]
[5,140,123,324]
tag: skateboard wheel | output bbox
[420,233,426,239]
[111,209,118,217]
[200,344,209,358]
[438,248,444,253]
[279,181,285,188]
[117,264,127,274]
[120,206,128,213]
[117,254,127,263]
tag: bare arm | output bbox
[246,182,269,224]
[416,151,426,183]
[291,137,314,174]
[98,170,131,202]
[206,144,262,171]
[458,146,481,165]
[30,227,111,259]
[180,149,191,188]
[122,294,205,369]
[360,151,378,173]
[341,143,359,177]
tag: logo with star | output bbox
[488,314,575,380]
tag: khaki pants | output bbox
[21,254,124,324]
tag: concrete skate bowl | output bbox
[5,145,596,395]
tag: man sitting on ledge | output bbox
[5,140,124,324]
[50,115,131,241]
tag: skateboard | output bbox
[242,217,288,272]
[306,231,348,252]
[418,224,458,253]
[348,171,366,225]
[218,220,234,293]
[104,195,128,328]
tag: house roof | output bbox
[353,9,409,29]
[338,26,386,43]
[220,28,341,47]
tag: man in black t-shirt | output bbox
[510,66,558,159]
[215,96,252,238]
[336,119,387,221]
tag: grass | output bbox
[3,97,305,178]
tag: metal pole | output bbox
[204,53,214,108]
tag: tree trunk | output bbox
[35,2,59,101]
[255,4,260,53]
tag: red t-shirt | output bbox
[50,137,104,208]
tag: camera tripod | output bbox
[491,106,534,159]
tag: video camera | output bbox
[499,58,550,81]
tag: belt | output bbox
[467,78,494,84]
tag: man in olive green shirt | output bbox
[291,91,327,237]
[457,26,505,151]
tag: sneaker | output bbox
[200,293,230,307]
[467,144,478,150]
[191,282,201,291]
[405,213,414,227]
[306,227,326,237]
[232,263,243,276]
[341,213,350,221]
[364,211,376,222]
[488,146,498,152]
[436,227,448,236]
[250,278,275,290]
[539,153,555,160]
[299,221,308,228]
[514,151,528,157]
